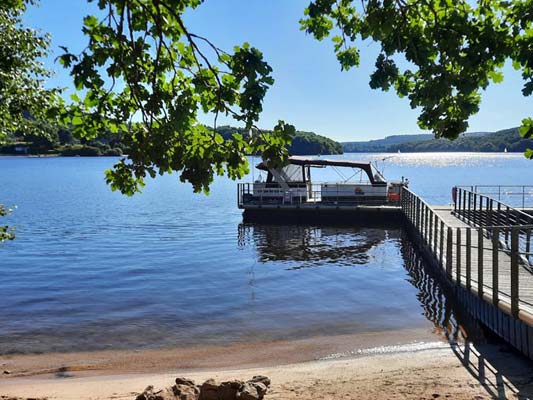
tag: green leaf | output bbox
[519,118,533,138]
[71,116,83,125]
[214,133,224,145]
[489,70,504,83]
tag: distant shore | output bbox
[0,153,60,158]
[0,150,521,159]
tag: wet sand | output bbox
[0,328,438,377]
[2,343,532,400]
[2,327,533,399]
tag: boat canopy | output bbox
[256,156,386,185]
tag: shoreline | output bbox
[0,327,439,379]
[1,325,533,399]
[2,338,533,400]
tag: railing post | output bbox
[527,228,531,265]
[418,201,422,232]
[486,197,490,226]
[479,194,484,226]
[489,199,494,227]
[440,221,444,266]
[505,207,510,246]
[433,214,438,254]
[415,197,419,228]
[492,227,499,307]
[478,230,484,299]
[468,191,472,222]
[456,228,462,284]
[424,205,428,242]
[410,191,414,222]
[404,189,408,218]
[446,227,453,277]
[473,193,477,225]
[408,191,411,215]
[459,189,466,221]
[421,203,425,238]
[428,208,433,252]
[466,228,471,290]
[511,227,519,318]
[462,189,467,220]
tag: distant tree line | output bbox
[0,125,343,157]
[342,134,433,152]
[215,126,343,155]
[390,128,532,153]
[0,127,126,156]
[342,128,533,153]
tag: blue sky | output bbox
[25,0,533,142]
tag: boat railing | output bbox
[237,182,395,207]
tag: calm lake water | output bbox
[0,153,530,354]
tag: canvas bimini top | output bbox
[255,156,387,185]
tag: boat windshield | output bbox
[370,164,386,183]
[271,164,304,183]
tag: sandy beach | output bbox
[2,327,533,400]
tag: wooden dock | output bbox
[402,188,533,360]
[238,182,533,359]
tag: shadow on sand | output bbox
[402,235,533,399]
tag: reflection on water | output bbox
[238,223,394,269]
[239,222,487,345]
[400,231,486,345]
[0,221,489,354]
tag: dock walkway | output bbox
[402,188,533,359]
[433,207,533,316]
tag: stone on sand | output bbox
[135,376,271,400]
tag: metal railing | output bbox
[402,187,533,319]
[237,183,398,208]
[458,185,533,209]
[453,187,533,268]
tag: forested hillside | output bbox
[343,134,434,152]
[342,128,531,153]
[392,128,531,152]
[1,125,343,156]
[216,126,343,155]
[0,129,125,156]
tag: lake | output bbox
[0,153,529,354]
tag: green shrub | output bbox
[60,145,103,156]
[104,147,123,156]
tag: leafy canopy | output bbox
[59,0,294,195]
[301,0,533,145]
[4,0,533,201]
[0,204,15,241]
[0,0,61,141]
